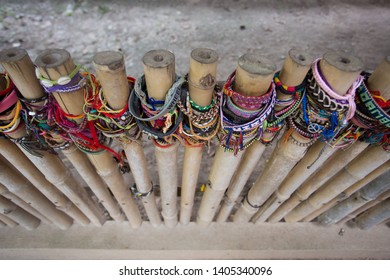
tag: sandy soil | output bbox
[0,0,389,220]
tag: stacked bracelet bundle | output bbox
[38,65,126,168]
[261,71,305,144]
[218,71,276,155]
[84,75,139,145]
[176,76,220,146]
[0,73,53,156]
[0,73,22,135]
[349,72,390,150]
[286,59,362,147]
[128,74,184,146]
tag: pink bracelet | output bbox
[312,58,363,120]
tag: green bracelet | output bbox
[189,98,214,112]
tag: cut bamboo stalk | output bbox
[234,51,363,223]
[354,198,390,230]
[197,53,276,226]
[143,49,178,228]
[266,141,369,223]
[268,55,390,223]
[20,148,105,226]
[0,213,18,228]
[304,162,390,222]
[154,141,180,228]
[252,141,339,223]
[366,56,390,95]
[217,48,311,222]
[0,196,40,230]
[180,48,218,225]
[318,170,390,225]
[86,149,142,228]
[35,48,137,227]
[35,49,84,116]
[93,51,160,227]
[61,144,125,222]
[0,183,51,224]
[0,157,74,229]
[338,189,390,225]
[216,141,266,222]
[0,48,44,99]
[284,145,390,222]
[0,138,89,225]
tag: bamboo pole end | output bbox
[35,49,71,69]
[93,51,124,71]
[322,51,363,73]
[234,52,276,96]
[288,48,313,67]
[0,48,28,63]
[143,49,175,69]
[237,53,276,76]
[191,48,218,64]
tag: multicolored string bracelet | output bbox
[176,76,220,146]
[128,74,184,146]
[218,71,276,155]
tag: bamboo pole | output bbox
[0,48,96,226]
[0,213,18,228]
[142,49,178,228]
[0,156,75,230]
[35,49,142,228]
[265,141,368,223]
[303,161,390,222]
[234,51,363,223]
[61,145,125,222]
[284,145,390,222]
[338,189,390,225]
[0,183,51,224]
[197,53,276,226]
[93,51,160,226]
[0,220,5,228]
[354,198,390,230]
[0,196,40,230]
[0,138,89,225]
[318,170,390,225]
[20,149,105,226]
[180,48,218,225]
[252,141,340,223]
[2,48,124,223]
[86,152,142,228]
[11,50,105,227]
[217,48,312,222]
[0,48,44,99]
[305,161,390,223]
[268,55,390,223]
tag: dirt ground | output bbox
[0,0,389,219]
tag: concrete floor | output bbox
[0,221,389,259]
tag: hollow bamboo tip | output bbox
[93,51,125,72]
[235,53,276,96]
[35,49,74,79]
[143,49,175,69]
[320,51,363,95]
[367,55,390,99]
[142,49,175,101]
[0,48,28,63]
[191,48,218,64]
[188,48,218,107]
[93,51,128,110]
[279,48,312,87]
